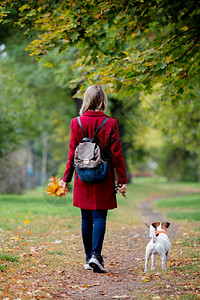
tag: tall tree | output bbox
[1,0,199,100]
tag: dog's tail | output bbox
[150,225,156,243]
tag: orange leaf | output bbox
[24,219,30,225]
[46,176,67,198]
[9,268,15,272]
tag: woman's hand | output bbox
[117,184,127,194]
[59,180,67,189]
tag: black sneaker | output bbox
[89,253,105,273]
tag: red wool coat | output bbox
[62,111,128,210]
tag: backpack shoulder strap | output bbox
[77,117,85,138]
[92,117,109,142]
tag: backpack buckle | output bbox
[83,159,90,165]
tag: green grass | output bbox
[0,264,5,272]
[169,211,200,221]
[0,252,19,272]
[155,193,200,222]
[156,193,200,208]
[0,186,79,231]
[0,252,19,262]
[0,179,199,229]
[47,250,65,255]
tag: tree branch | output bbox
[165,34,199,56]
[174,36,200,63]
[165,27,196,45]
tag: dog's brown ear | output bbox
[162,222,170,229]
[152,222,160,229]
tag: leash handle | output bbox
[115,183,150,229]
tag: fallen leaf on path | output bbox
[24,219,30,225]
[107,273,118,276]
[71,285,89,290]
[112,295,128,299]
[53,240,62,244]
[12,236,20,241]
[81,284,90,288]
[141,276,151,282]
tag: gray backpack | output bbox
[74,116,109,183]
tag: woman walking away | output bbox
[60,85,128,273]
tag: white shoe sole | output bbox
[89,257,105,273]
[84,263,92,270]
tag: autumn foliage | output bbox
[46,176,67,198]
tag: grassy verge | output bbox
[154,193,200,222]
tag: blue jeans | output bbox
[81,209,108,260]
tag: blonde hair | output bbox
[79,85,108,115]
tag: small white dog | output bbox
[144,222,171,272]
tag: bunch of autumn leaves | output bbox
[46,176,67,198]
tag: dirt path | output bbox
[49,191,199,300]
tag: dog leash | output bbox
[116,184,150,229]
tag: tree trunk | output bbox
[72,85,82,116]
[30,140,36,189]
[109,97,132,183]
[41,132,48,185]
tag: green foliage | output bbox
[139,87,200,181]
[0,61,38,157]
[1,0,199,100]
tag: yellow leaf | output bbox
[45,61,54,68]
[146,62,153,66]
[19,4,30,12]
[131,33,136,38]
[24,219,30,225]
[82,284,90,288]
[167,55,173,63]
[181,26,189,31]
[27,230,31,235]
[141,276,150,282]
[14,236,20,241]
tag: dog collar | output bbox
[156,230,167,237]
